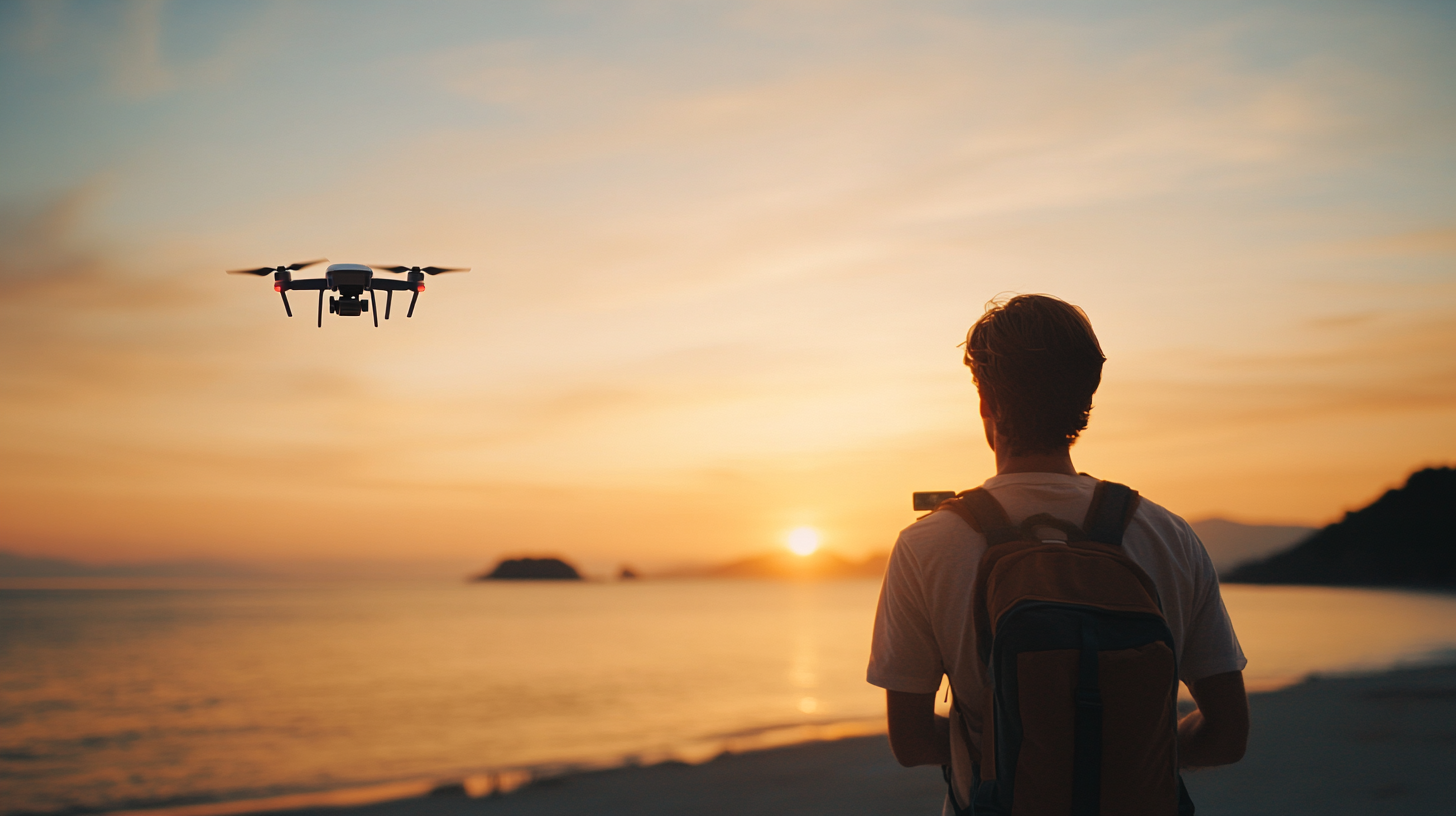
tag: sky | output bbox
[1,0,1453,574]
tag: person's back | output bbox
[867,294,1249,814]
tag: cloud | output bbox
[1305,311,1378,330]
[0,184,106,289]
[0,185,221,400]
[110,0,174,98]
[1099,309,1456,439]
[1,0,64,54]
[374,6,1360,285]
[1333,226,1456,257]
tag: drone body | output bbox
[226,259,469,326]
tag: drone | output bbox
[226,259,469,327]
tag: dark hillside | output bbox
[1190,518,1315,575]
[1224,467,1456,587]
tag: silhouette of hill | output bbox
[1189,518,1315,576]
[0,550,262,578]
[698,549,888,580]
[476,557,582,581]
[1225,467,1456,587]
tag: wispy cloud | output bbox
[110,0,173,98]
[1331,226,1456,258]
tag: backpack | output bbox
[935,480,1194,816]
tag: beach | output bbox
[1183,662,1456,816]
[112,661,1456,816]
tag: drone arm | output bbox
[368,279,411,290]
[286,278,328,290]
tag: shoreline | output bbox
[90,719,887,816]
[85,660,1456,816]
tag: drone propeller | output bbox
[372,265,470,276]
[226,258,328,276]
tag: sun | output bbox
[787,526,820,557]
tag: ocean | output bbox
[3,580,1456,815]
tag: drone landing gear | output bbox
[370,289,379,328]
[317,289,324,328]
[279,291,292,318]
[374,287,421,318]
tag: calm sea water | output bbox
[3,580,1456,815]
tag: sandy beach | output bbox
[110,662,1456,816]
[1183,662,1456,816]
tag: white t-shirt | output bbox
[867,472,1246,769]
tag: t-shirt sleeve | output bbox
[867,533,945,694]
[1177,524,1249,684]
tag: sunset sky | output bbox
[2,0,1453,574]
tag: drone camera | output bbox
[912,491,957,511]
[328,297,365,317]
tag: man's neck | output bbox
[994,447,1078,476]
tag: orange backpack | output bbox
[937,481,1193,816]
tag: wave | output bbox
[7,717,888,816]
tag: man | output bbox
[868,294,1248,814]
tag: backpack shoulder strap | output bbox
[1082,480,1141,546]
[940,487,1023,546]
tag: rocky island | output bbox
[475,557,583,581]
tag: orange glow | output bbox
[0,4,1451,572]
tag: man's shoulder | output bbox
[894,508,981,563]
[1123,490,1212,578]
[1128,490,1197,540]
[886,508,984,596]
[900,507,978,543]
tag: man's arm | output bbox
[1178,670,1249,768]
[885,690,951,767]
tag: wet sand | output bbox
[128,663,1456,816]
